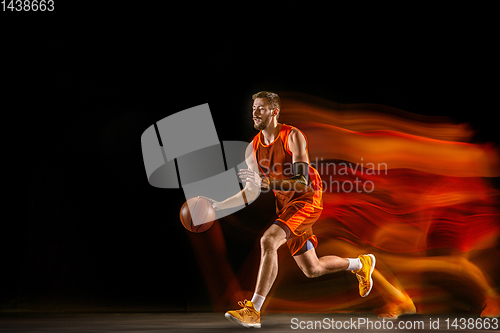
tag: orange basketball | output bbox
[179,197,216,233]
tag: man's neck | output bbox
[261,122,282,145]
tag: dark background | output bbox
[3,12,498,313]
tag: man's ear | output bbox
[272,108,279,117]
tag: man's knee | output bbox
[260,226,286,252]
[260,234,280,252]
[294,243,322,278]
[300,265,321,278]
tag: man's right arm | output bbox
[212,143,260,210]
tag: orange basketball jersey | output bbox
[251,124,323,214]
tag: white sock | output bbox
[346,258,362,271]
[251,293,265,312]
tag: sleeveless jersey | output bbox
[251,124,323,214]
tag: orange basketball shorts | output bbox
[274,201,323,256]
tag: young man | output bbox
[209,91,375,328]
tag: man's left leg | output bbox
[293,245,376,297]
[293,244,349,277]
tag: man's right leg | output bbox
[225,224,287,328]
[254,224,288,298]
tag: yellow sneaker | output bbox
[352,254,376,297]
[225,300,261,328]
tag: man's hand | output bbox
[198,196,222,211]
[238,168,268,188]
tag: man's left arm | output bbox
[263,129,310,191]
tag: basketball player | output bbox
[206,92,375,328]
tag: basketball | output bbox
[179,197,216,233]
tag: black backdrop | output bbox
[4,15,499,312]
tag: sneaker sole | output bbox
[225,312,261,328]
[361,254,376,298]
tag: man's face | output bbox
[252,98,275,130]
